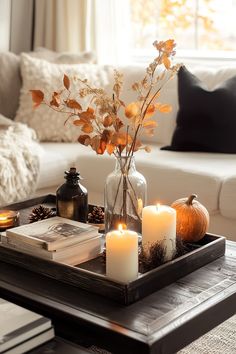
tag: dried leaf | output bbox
[114,117,124,131]
[101,129,112,143]
[158,104,172,113]
[143,120,158,128]
[144,104,156,119]
[73,119,84,126]
[103,115,113,127]
[50,91,60,107]
[82,123,93,133]
[162,55,171,69]
[112,132,131,146]
[30,90,44,108]
[145,146,151,153]
[125,102,140,118]
[78,134,91,146]
[63,74,70,90]
[106,143,115,155]
[91,135,101,152]
[79,108,95,121]
[65,99,82,110]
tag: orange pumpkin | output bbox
[171,194,209,242]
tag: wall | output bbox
[0,0,11,51]
[0,0,34,53]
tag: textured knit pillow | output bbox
[161,66,236,153]
[30,47,96,64]
[15,54,113,142]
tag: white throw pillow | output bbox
[31,47,96,64]
[15,54,113,142]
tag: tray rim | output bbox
[0,194,226,304]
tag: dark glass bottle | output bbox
[56,167,88,223]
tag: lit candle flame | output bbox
[0,217,7,221]
[118,224,123,232]
[156,203,161,211]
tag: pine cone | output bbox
[29,205,56,223]
[88,206,104,224]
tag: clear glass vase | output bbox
[104,156,147,233]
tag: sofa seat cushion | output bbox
[38,143,236,215]
[134,146,236,214]
[220,176,236,219]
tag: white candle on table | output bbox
[106,225,139,283]
[142,204,176,261]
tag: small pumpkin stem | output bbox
[186,194,198,205]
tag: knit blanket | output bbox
[0,115,43,206]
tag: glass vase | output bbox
[104,156,147,233]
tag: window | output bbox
[129,0,236,60]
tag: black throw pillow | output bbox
[161,66,236,153]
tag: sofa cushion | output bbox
[0,52,21,119]
[31,47,96,64]
[162,66,236,153]
[220,175,236,219]
[37,142,236,214]
[15,54,113,142]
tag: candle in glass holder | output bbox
[0,210,19,231]
[106,224,138,283]
[142,204,176,261]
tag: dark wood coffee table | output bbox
[0,241,235,354]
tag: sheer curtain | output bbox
[34,0,132,65]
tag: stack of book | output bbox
[1,216,101,265]
[0,297,54,354]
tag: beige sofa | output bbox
[1,51,236,240]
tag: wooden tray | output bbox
[0,194,226,305]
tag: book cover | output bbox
[1,234,102,265]
[6,217,99,251]
[0,298,52,353]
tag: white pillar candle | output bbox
[106,226,139,283]
[142,204,176,261]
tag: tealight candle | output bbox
[106,224,138,283]
[142,204,176,261]
[0,210,19,231]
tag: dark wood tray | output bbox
[0,194,226,305]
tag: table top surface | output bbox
[0,241,235,354]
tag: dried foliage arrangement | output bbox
[30,40,180,232]
[30,39,180,158]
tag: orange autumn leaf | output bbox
[90,135,101,152]
[101,129,112,143]
[79,108,95,121]
[65,99,82,110]
[106,143,116,155]
[112,132,132,146]
[103,115,113,127]
[162,54,171,69]
[125,102,140,118]
[143,120,158,128]
[157,104,172,113]
[144,104,156,119]
[78,134,91,146]
[73,119,84,126]
[82,123,93,133]
[50,92,60,107]
[30,90,44,108]
[87,107,95,115]
[63,74,70,90]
